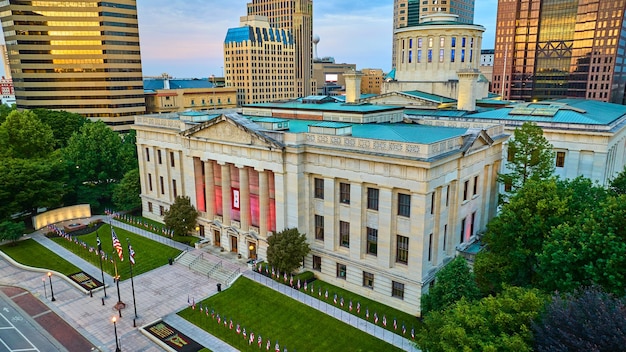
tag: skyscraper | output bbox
[492,0,626,104]
[0,0,145,130]
[246,0,313,97]
[393,0,475,68]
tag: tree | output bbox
[118,129,138,175]
[32,108,87,149]
[0,221,25,243]
[420,256,481,315]
[609,165,626,195]
[533,287,626,352]
[0,156,65,221]
[416,286,546,352]
[62,120,126,207]
[498,122,555,197]
[267,228,310,274]
[475,177,607,294]
[0,110,55,159]
[163,196,199,237]
[0,104,16,124]
[112,168,141,211]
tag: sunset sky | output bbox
[136,0,498,78]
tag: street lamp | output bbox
[47,272,56,301]
[112,316,121,352]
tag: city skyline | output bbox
[135,0,497,78]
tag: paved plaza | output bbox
[0,218,419,352]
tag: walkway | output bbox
[1,218,420,351]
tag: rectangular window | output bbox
[313,255,321,271]
[428,233,433,262]
[418,38,422,48]
[340,221,350,248]
[315,215,324,240]
[445,185,450,206]
[556,151,565,167]
[172,179,177,198]
[428,37,433,48]
[159,205,165,216]
[451,48,455,62]
[363,272,374,289]
[366,227,378,256]
[460,218,466,244]
[148,202,153,212]
[428,49,433,63]
[160,176,165,195]
[336,263,347,279]
[148,173,153,191]
[367,188,379,210]
[430,192,436,215]
[451,37,456,47]
[398,193,411,217]
[170,151,175,167]
[463,180,469,201]
[461,49,466,62]
[473,176,479,196]
[409,38,413,48]
[440,37,445,47]
[439,49,444,62]
[471,212,476,238]
[443,224,448,251]
[417,50,422,63]
[392,281,405,299]
[340,182,350,204]
[158,149,162,164]
[145,147,150,161]
[396,235,409,264]
[314,178,324,199]
[462,37,466,47]
[408,50,413,63]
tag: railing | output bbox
[207,260,223,278]
[226,268,241,286]
[189,254,201,269]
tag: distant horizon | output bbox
[0,0,498,78]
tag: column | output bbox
[204,160,215,219]
[238,165,250,231]
[258,169,269,239]
[193,158,205,211]
[378,187,393,268]
[219,161,231,225]
[432,186,442,265]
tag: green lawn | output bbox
[51,224,182,280]
[0,239,81,275]
[179,277,404,352]
[114,214,200,246]
[258,265,423,337]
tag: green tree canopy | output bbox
[416,286,546,352]
[0,104,16,124]
[267,228,310,274]
[163,196,199,237]
[0,156,65,221]
[498,122,555,198]
[420,256,481,315]
[0,110,55,159]
[0,220,25,243]
[118,129,138,175]
[32,108,87,149]
[62,120,126,207]
[609,165,626,195]
[112,168,141,211]
[533,287,626,352]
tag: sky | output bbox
[136,0,498,78]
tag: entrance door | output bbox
[214,230,221,247]
[230,235,238,253]
[248,242,257,260]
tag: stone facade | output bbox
[134,104,504,316]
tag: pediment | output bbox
[182,114,283,148]
[462,129,494,155]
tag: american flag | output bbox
[111,228,123,261]
[128,243,136,265]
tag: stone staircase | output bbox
[176,251,242,286]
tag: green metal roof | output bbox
[401,90,456,103]
[242,116,467,144]
[244,101,404,113]
[405,109,469,117]
[310,122,352,128]
[469,99,626,125]
[251,117,288,123]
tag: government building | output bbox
[134,80,504,315]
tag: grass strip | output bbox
[1,239,81,275]
[179,276,404,352]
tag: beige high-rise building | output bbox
[0,45,11,80]
[0,0,145,130]
[360,68,384,95]
[224,16,295,105]
[246,0,313,97]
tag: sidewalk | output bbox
[2,217,420,351]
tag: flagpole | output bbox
[127,238,138,327]
[110,222,125,317]
[95,229,107,304]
